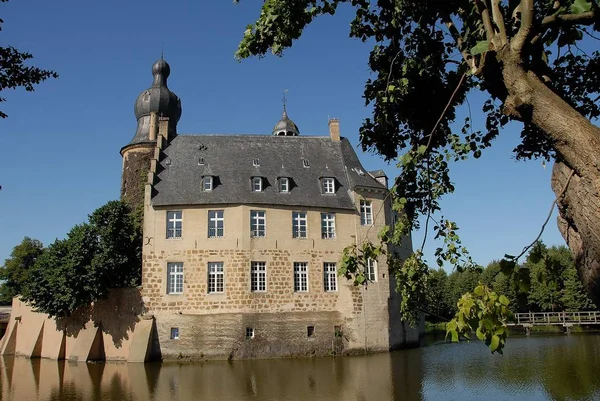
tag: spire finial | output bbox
[282,89,288,114]
[161,42,164,60]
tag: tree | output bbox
[423,268,452,321]
[0,237,44,305]
[527,242,595,311]
[0,0,58,118]
[21,200,141,317]
[234,0,600,351]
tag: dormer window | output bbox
[279,177,289,193]
[202,176,213,191]
[322,177,335,194]
[252,177,263,192]
[303,159,310,168]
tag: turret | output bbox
[120,58,181,212]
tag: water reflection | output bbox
[1,335,600,401]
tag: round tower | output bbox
[120,58,182,212]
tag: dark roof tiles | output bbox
[152,135,385,209]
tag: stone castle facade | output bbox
[0,59,420,362]
[122,59,420,360]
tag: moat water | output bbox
[1,334,599,401]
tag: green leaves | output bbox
[19,201,141,317]
[571,0,592,14]
[470,41,489,55]
[446,283,512,354]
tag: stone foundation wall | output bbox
[154,311,348,360]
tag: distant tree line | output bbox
[0,200,141,317]
[424,243,595,323]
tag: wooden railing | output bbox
[509,311,600,326]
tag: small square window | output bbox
[253,158,260,167]
[203,176,213,191]
[307,326,315,337]
[170,327,180,340]
[198,157,205,165]
[246,327,255,339]
[252,177,263,192]
[303,159,310,168]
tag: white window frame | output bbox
[322,177,335,194]
[208,262,224,294]
[166,211,182,239]
[251,261,267,292]
[250,210,266,237]
[208,210,224,238]
[294,262,309,292]
[321,213,336,239]
[360,200,373,226]
[366,258,378,282]
[324,262,337,292]
[167,262,184,294]
[279,177,289,193]
[252,177,263,192]
[203,176,213,191]
[292,211,307,239]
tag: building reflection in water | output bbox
[0,351,424,401]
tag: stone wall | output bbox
[0,289,155,362]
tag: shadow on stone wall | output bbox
[55,288,146,348]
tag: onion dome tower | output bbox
[130,58,182,144]
[120,58,182,213]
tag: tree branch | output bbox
[541,10,598,27]
[491,0,508,46]
[474,0,496,44]
[441,13,477,71]
[512,0,535,53]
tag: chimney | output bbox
[328,118,340,142]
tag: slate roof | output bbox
[152,135,385,209]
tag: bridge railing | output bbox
[512,311,600,326]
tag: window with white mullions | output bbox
[166,211,182,239]
[360,200,373,226]
[203,176,213,191]
[322,177,335,194]
[252,177,263,192]
[323,262,337,292]
[321,213,336,239]
[250,210,266,237]
[208,210,224,238]
[294,262,308,292]
[279,177,289,193]
[167,262,184,294]
[208,262,224,293]
[292,211,307,238]
[251,261,267,292]
[366,258,377,282]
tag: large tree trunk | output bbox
[497,48,600,306]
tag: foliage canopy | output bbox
[234,0,600,352]
[18,200,142,317]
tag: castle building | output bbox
[123,59,420,359]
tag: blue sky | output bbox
[0,0,565,269]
